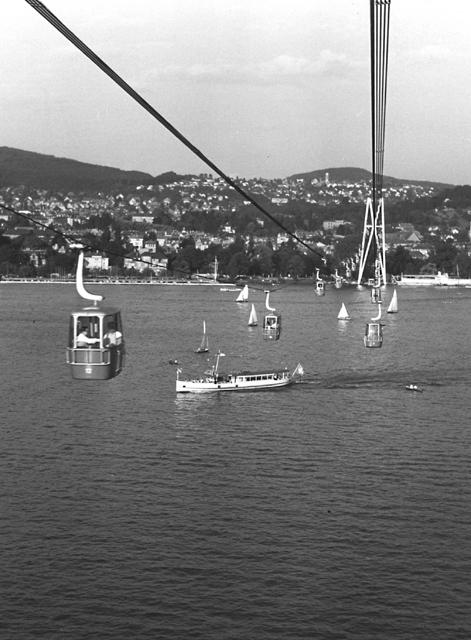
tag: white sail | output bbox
[337,302,351,320]
[387,289,398,313]
[248,304,258,326]
[236,284,249,303]
[196,320,209,352]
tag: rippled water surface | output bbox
[1,283,470,639]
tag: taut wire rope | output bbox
[24,0,325,260]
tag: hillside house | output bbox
[85,253,110,272]
[132,215,154,224]
[127,234,144,250]
[322,219,349,232]
[385,229,423,249]
[276,232,290,246]
[124,254,168,275]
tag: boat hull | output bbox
[396,273,471,286]
[176,371,293,393]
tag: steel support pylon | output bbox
[356,197,386,286]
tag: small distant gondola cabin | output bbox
[263,313,282,341]
[66,305,124,379]
[371,287,382,304]
[364,322,383,348]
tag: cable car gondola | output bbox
[262,290,281,341]
[364,321,384,348]
[314,268,325,296]
[371,286,382,304]
[364,280,384,349]
[66,249,125,380]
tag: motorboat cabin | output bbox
[364,322,383,348]
[315,280,325,296]
[66,306,124,379]
[263,313,282,341]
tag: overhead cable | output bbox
[370,0,391,265]
[24,0,324,260]
[0,201,287,288]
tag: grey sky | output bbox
[2,0,470,184]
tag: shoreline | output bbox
[0,278,229,286]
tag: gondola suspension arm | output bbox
[265,290,276,312]
[72,245,103,303]
[371,299,382,322]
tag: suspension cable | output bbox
[0,200,292,288]
[0,201,173,272]
[24,0,324,261]
[370,0,391,269]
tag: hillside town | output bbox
[1,171,471,281]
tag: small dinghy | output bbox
[405,384,423,393]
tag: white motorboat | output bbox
[176,352,303,393]
[405,384,423,393]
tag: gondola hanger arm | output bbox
[265,290,276,312]
[74,248,103,303]
[371,301,382,322]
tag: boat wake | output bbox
[296,368,471,390]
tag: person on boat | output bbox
[103,322,122,347]
[76,327,100,348]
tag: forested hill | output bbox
[0,147,156,192]
[0,146,456,194]
[289,166,453,191]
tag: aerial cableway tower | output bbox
[357,0,391,290]
[359,0,392,347]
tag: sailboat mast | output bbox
[214,351,221,376]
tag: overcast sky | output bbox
[2,0,471,184]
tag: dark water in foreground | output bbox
[0,283,470,639]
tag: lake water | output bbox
[1,282,470,639]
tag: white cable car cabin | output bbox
[263,313,282,341]
[66,307,125,379]
[334,271,342,289]
[263,290,281,340]
[371,287,382,303]
[65,248,124,380]
[314,268,325,296]
[364,322,383,348]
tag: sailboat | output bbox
[195,320,209,353]
[387,289,398,314]
[248,303,258,327]
[236,284,249,303]
[337,302,351,321]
